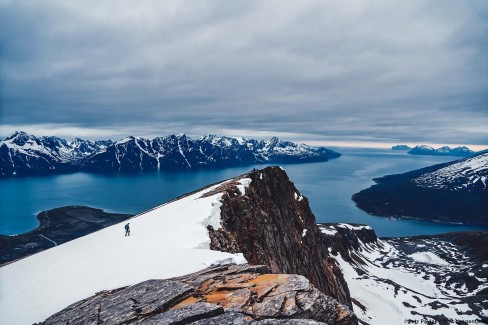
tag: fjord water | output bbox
[1,148,487,237]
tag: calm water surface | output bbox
[1,148,487,237]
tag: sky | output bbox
[0,0,487,149]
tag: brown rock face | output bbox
[41,264,356,324]
[207,167,353,308]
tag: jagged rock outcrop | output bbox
[206,167,353,309]
[318,223,379,265]
[41,264,356,324]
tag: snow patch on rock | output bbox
[409,252,449,266]
[236,178,252,196]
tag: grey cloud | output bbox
[0,0,487,146]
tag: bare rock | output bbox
[207,167,353,308]
[139,302,224,324]
[41,264,356,324]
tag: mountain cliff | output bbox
[207,167,352,308]
[0,132,340,177]
[352,152,488,225]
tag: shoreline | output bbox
[0,206,133,266]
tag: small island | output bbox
[0,206,133,265]
[391,144,411,150]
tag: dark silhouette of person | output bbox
[125,223,130,236]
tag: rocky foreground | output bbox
[40,264,356,325]
[206,167,352,307]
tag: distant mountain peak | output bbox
[116,136,136,144]
[4,130,36,144]
[5,130,29,139]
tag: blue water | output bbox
[1,148,487,237]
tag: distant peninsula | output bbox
[352,152,488,225]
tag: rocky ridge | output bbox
[207,167,352,308]
[41,264,356,325]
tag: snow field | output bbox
[0,180,246,325]
[332,233,485,324]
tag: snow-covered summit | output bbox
[413,152,488,191]
[1,131,112,161]
[0,177,247,324]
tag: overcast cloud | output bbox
[0,0,487,147]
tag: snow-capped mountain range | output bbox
[408,145,474,157]
[0,131,340,176]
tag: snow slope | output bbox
[320,224,487,324]
[413,152,488,191]
[0,180,246,324]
